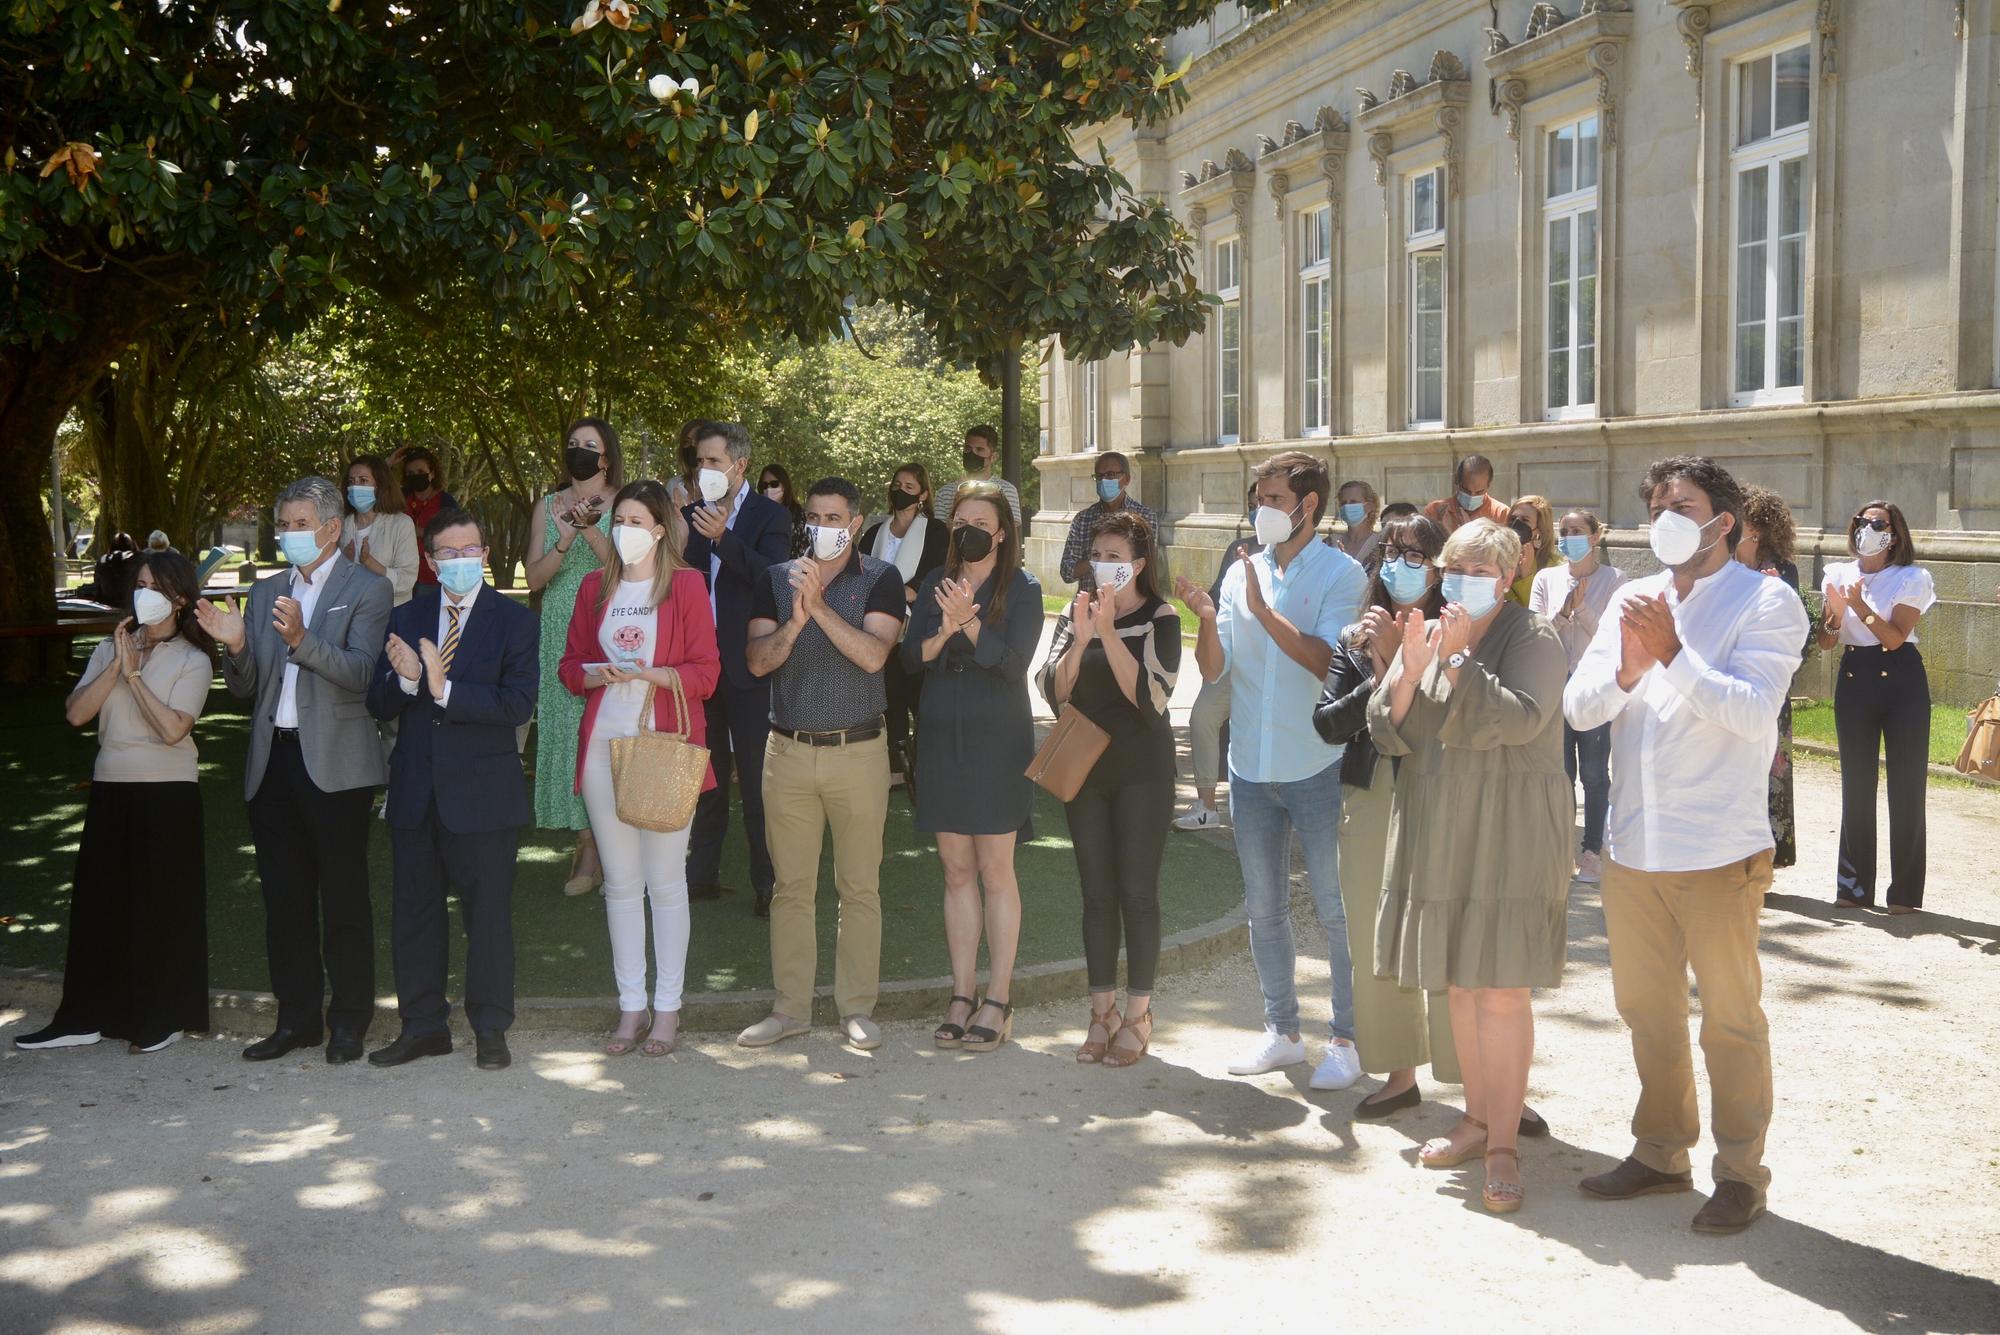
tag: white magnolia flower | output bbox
[648,73,673,100]
[570,0,632,35]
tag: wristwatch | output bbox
[1446,650,1468,669]
[1862,612,1878,627]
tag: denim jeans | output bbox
[1228,759,1355,1041]
[1563,722,1612,855]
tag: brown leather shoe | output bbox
[1579,1156,1695,1200]
[1691,1181,1766,1234]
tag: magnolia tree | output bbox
[1,0,1250,670]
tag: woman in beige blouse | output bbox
[1367,519,1571,1213]
[14,551,216,1056]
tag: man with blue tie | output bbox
[682,420,793,917]
[365,508,540,1071]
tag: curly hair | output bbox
[1638,454,1745,543]
[1739,485,1796,566]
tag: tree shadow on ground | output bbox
[1765,892,2000,957]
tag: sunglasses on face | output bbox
[1851,516,1891,533]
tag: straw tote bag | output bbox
[1024,704,1111,803]
[1955,693,2000,780]
[609,672,709,832]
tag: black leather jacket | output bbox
[1312,633,1382,790]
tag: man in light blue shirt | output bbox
[1179,451,1368,1088]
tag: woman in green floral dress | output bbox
[526,419,624,893]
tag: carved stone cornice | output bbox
[1178,146,1255,238]
[1261,105,1351,228]
[1671,2,1712,115]
[1266,170,1291,221]
[1356,53,1473,192]
[1482,2,1632,171]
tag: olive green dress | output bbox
[532,493,610,831]
[1366,601,1573,991]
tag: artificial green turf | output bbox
[1791,701,1975,768]
[0,673,1242,999]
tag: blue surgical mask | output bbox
[1456,489,1483,511]
[1557,534,1591,562]
[1441,572,1500,618]
[279,528,327,567]
[347,485,377,513]
[1340,502,1367,525]
[1096,477,1122,504]
[1380,559,1431,605]
[437,556,484,596]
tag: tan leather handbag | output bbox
[1954,693,2000,780]
[1024,704,1111,802]
[610,673,709,832]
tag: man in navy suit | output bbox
[365,507,540,1071]
[683,420,793,916]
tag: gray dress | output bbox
[1365,601,1573,991]
[902,567,1042,836]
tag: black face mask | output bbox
[405,472,432,494]
[888,488,921,512]
[565,446,603,483]
[1509,519,1535,547]
[951,525,994,562]
[962,449,985,472]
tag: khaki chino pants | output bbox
[1601,851,1775,1190]
[762,731,889,1021]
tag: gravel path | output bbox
[3,754,1998,1333]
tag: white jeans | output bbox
[582,728,693,1012]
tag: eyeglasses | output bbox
[1850,516,1891,533]
[1379,546,1431,570]
[433,546,488,561]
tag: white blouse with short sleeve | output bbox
[1821,560,1936,647]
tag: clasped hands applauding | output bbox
[929,573,984,641]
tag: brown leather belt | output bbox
[772,718,884,747]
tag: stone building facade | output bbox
[1026,0,2000,704]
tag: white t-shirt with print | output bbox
[597,577,657,737]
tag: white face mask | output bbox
[698,466,732,503]
[809,523,850,561]
[1854,525,1893,558]
[1253,501,1302,548]
[613,525,659,564]
[1649,509,1724,569]
[133,587,174,627]
[1090,560,1134,593]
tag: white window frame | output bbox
[1545,115,1600,421]
[1299,205,1333,437]
[1080,359,1102,451]
[1406,167,1445,430]
[1215,235,1242,444]
[1728,38,1811,408]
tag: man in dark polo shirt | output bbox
[736,477,907,1051]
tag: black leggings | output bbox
[1834,644,1930,907]
[1066,779,1174,994]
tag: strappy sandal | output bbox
[961,998,1013,1053]
[1102,1007,1153,1069]
[1482,1147,1524,1214]
[641,1011,680,1058]
[1076,1000,1122,1064]
[1419,1115,1488,1169]
[934,994,977,1050]
[605,1009,650,1058]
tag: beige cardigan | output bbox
[341,511,419,606]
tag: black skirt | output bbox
[52,780,210,1040]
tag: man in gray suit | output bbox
[196,476,391,1064]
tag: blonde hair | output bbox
[1510,493,1558,567]
[596,480,690,616]
[1440,517,1521,575]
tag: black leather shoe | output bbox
[1520,1106,1551,1138]
[367,1031,452,1067]
[474,1031,511,1071]
[1352,1083,1421,1120]
[688,882,724,901]
[325,1031,367,1065]
[753,886,773,919]
[1580,1156,1695,1200]
[243,1028,323,1062]
[1691,1180,1766,1234]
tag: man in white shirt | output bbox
[1563,455,1808,1236]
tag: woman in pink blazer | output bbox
[559,480,720,1058]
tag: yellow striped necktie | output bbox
[439,605,462,676]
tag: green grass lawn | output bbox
[0,673,1242,999]
[1791,701,1972,768]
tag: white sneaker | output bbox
[1173,802,1221,832]
[1576,850,1603,884]
[1309,1039,1362,1090]
[1226,1028,1307,1076]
